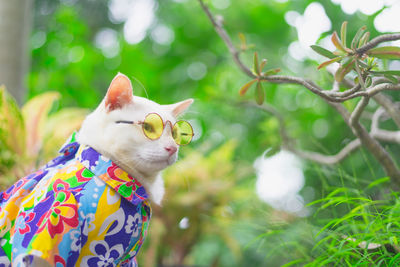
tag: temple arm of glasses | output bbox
[181,133,195,136]
[115,120,134,124]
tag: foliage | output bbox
[310,22,400,83]
[139,141,255,266]
[306,186,400,266]
[197,0,400,265]
[0,87,87,188]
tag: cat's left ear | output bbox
[105,73,134,112]
[166,99,194,117]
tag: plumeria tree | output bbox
[198,0,400,187]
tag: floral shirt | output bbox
[0,133,151,267]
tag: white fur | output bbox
[77,78,191,205]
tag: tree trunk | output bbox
[0,0,32,105]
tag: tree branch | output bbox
[350,96,369,127]
[348,98,400,184]
[197,0,254,78]
[242,100,400,165]
[293,139,361,165]
[198,0,400,185]
[356,33,400,55]
[241,101,362,164]
[372,94,400,128]
[198,0,400,105]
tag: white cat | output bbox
[0,73,193,267]
[78,73,193,204]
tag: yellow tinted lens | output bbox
[173,121,193,145]
[143,113,163,140]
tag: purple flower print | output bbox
[125,213,142,237]
[82,240,124,267]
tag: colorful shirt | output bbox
[0,133,151,266]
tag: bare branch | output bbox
[260,75,338,102]
[373,94,400,128]
[197,0,255,78]
[374,129,400,144]
[371,107,385,132]
[356,33,400,55]
[242,101,361,165]
[349,108,400,185]
[243,100,400,165]
[368,83,400,96]
[326,84,361,97]
[293,139,361,165]
[325,102,400,184]
[350,97,370,127]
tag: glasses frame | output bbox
[115,112,194,146]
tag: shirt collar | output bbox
[58,133,149,205]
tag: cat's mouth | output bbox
[152,157,175,166]
[138,155,175,168]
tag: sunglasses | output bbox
[116,113,194,145]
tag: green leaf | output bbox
[317,56,343,69]
[239,79,257,96]
[238,32,246,50]
[263,68,281,76]
[367,176,389,189]
[370,70,400,76]
[384,74,398,84]
[340,21,348,48]
[22,92,61,157]
[365,76,372,87]
[331,31,347,53]
[335,58,356,82]
[368,46,400,59]
[357,59,369,69]
[259,59,267,72]
[340,56,354,66]
[255,81,264,105]
[311,45,336,59]
[0,86,25,156]
[253,52,260,75]
[358,31,370,48]
[351,25,366,50]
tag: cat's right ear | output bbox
[105,73,134,112]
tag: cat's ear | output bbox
[166,98,194,117]
[105,73,134,112]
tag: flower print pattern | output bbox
[70,229,81,252]
[0,136,151,267]
[36,180,79,238]
[104,163,148,204]
[81,212,96,236]
[17,212,35,235]
[36,196,79,238]
[82,241,124,267]
[125,213,142,237]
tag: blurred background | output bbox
[1,0,400,266]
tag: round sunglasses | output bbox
[116,113,194,145]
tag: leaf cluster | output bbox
[0,87,87,187]
[311,22,400,83]
[239,51,280,105]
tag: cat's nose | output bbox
[164,146,177,156]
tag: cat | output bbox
[0,73,193,266]
[78,73,193,205]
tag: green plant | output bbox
[306,184,400,266]
[0,86,87,188]
[138,140,256,266]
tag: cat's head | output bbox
[78,73,193,178]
